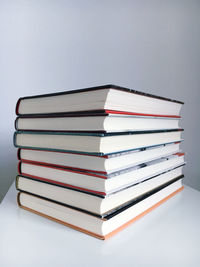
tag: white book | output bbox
[16,85,183,116]
[14,130,183,155]
[15,114,180,132]
[16,166,184,215]
[17,178,184,239]
[19,154,185,195]
[18,142,181,174]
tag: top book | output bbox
[16,84,184,117]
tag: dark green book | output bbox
[14,129,183,156]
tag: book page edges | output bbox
[17,148,21,160]
[104,185,184,239]
[15,176,20,191]
[17,192,104,240]
[16,186,183,240]
[15,97,22,115]
[14,85,184,104]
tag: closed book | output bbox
[15,113,180,132]
[16,166,184,215]
[16,85,183,117]
[18,153,185,195]
[18,142,181,174]
[14,129,183,156]
[17,178,184,239]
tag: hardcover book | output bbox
[17,178,184,239]
[16,166,184,215]
[18,153,185,195]
[18,142,181,174]
[14,129,183,156]
[14,84,185,240]
[15,113,180,132]
[16,84,183,116]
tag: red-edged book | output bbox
[14,85,185,239]
[17,142,181,174]
[17,153,185,196]
[15,110,181,132]
[16,176,184,240]
[16,84,183,117]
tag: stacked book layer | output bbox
[14,84,185,239]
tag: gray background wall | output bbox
[0,0,200,202]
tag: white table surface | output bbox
[0,183,200,267]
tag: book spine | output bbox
[17,192,22,207]
[13,132,18,147]
[15,175,20,190]
[18,161,22,174]
[15,98,22,115]
[17,149,21,160]
[15,117,19,131]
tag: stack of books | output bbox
[14,85,185,239]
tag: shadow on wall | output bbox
[0,156,17,203]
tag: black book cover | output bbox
[16,84,184,115]
[16,174,184,220]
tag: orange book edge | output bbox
[17,186,184,240]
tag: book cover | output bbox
[17,185,184,240]
[16,84,184,116]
